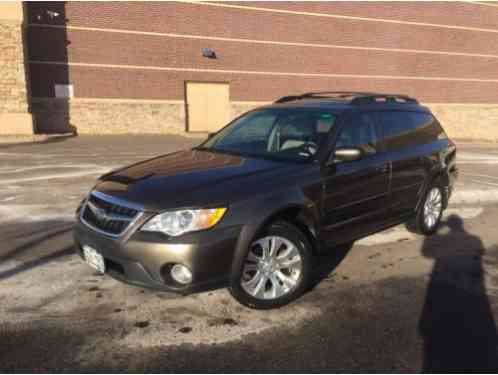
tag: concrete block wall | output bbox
[30,99,498,141]
[430,105,498,142]
[32,99,185,134]
[0,2,33,135]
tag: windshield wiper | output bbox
[193,146,242,157]
[210,148,245,157]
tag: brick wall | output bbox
[22,1,498,138]
[27,2,498,102]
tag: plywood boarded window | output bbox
[186,82,230,132]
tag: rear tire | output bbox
[229,221,313,309]
[411,182,445,235]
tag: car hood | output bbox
[94,149,302,211]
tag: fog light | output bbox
[171,264,192,284]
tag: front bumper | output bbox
[73,220,241,294]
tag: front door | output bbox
[321,112,390,246]
[186,82,230,132]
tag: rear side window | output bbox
[335,113,380,156]
[378,111,416,151]
[378,111,445,151]
[410,112,447,144]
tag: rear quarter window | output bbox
[378,111,445,151]
[410,112,447,144]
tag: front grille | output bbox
[80,191,142,237]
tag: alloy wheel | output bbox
[241,236,302,300]
[423,187,442,229]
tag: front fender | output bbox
[228,188,320,281]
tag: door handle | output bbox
[376,165,389,173]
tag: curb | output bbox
[0,133,76,144]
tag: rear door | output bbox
[321,111,390,245]
[376,110,435,219]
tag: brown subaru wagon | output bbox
[74,92,457,309]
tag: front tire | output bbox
[229,221,313,309]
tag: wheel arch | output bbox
[229,194,320,282]
[416,169,449,212]
[256,205,320,255]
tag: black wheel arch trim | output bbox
[228,189,320,281]
[416,168,450,212]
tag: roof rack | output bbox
[274,95,305,104]
[351,94,418,105]
[274,92,372,103]
[274,92,418,105]
[302,91,377,98]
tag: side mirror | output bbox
[329,147,363,164]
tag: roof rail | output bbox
[302,91,377,98]
[351,93,418,105]
[274,91,418,105]
[274,95,304,104]
[274,92,375,103]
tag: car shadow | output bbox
[308,241,354,291]
[419,214,498,372]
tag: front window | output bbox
[335,113,380,156]
[199,109,337,162]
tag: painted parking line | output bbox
[0,151,159,158]
[457,152,498,164]
[459,161,498,165]
[0,204,75,223]
[458,158,498,162]
[0,169,113,185]
[357,207,484,246]
[0,164,114,174]
[471,179,498,188]
[451,189,498,204]
[461,173,498,181]
[0,197,487,245]
[458,152,498,159]
[1,184,498,223]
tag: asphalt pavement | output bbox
[0,136,497,372]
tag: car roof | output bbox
[259,92,430,114]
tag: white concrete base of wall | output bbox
[0,113,34,135]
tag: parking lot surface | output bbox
[1,136,498,372]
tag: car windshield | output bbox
[199,109,337,162]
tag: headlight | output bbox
[141,208,227,236]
